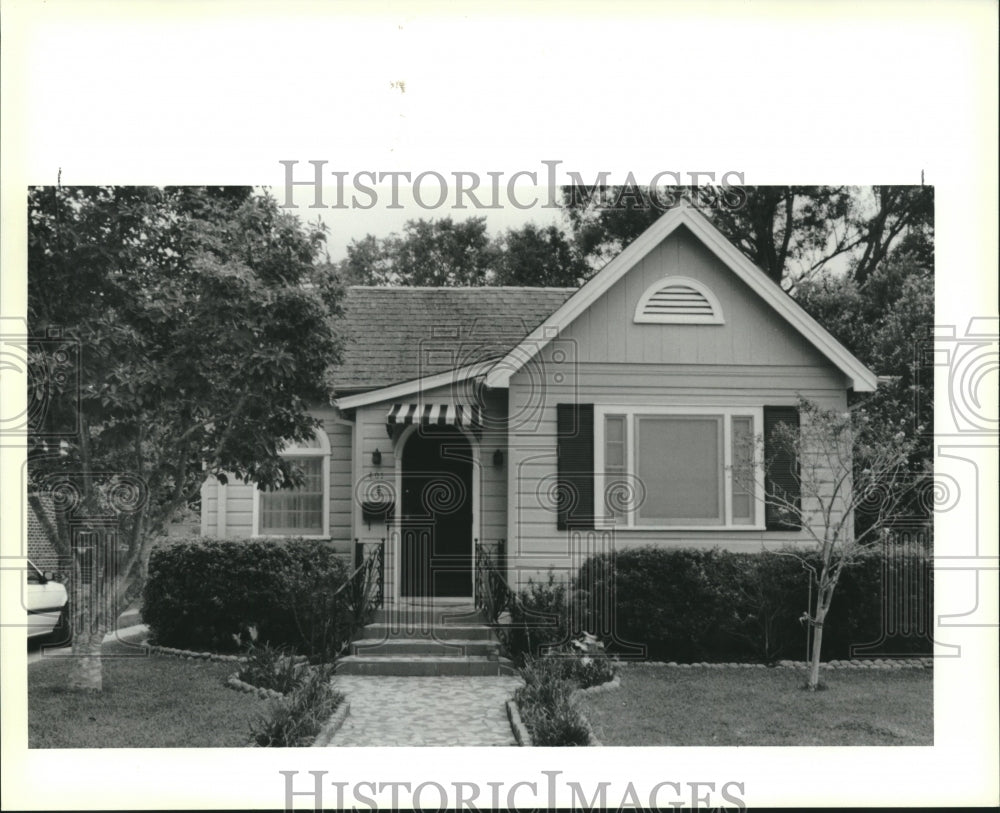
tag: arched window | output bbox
[633,276,724,324]
[255,429,330,537]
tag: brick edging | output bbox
[622,658,933,670]
[226,672,288,700]
[142,642,246,663]
[311,700,351,747]
[506,699,533,746]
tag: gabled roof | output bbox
[483,207,879,392]
[332,286,576,393]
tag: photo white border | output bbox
[2,1,997,810]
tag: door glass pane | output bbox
[636,416,722,524]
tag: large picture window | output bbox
[597,407,763,530]
[255,430,330,537]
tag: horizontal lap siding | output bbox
[507,226,851,576]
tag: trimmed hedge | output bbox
[142,537,352,657]
[575,545,933,663]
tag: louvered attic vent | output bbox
[633,276,725,324]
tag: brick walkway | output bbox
[326,675,523,746]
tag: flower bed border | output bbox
[622,657,933,670]
[311,700,351,747]
[508,674,618,747]
[142,642,245,663]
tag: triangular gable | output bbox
[484,206,878,392]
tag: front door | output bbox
[400,426,473,597]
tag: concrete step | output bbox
[370,605,487,625]
[335,654,518,677]
[352,638,501,657]
[358,622,496,641]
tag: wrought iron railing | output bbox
[475,538,512,624]
[340,539,385,629]
[475,538,575,660]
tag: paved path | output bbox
[327,675,523,746]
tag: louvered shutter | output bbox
[764,406,801,530]
[556,403,595,530]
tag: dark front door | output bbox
[400,426,473,597]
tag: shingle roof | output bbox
[332,286,577,392]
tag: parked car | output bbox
[26,560,70,644]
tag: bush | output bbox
[237,641,305,694]
[514,657,591,746]
[576,544,933,663]
[249,663,343,747]
[142,537,352,657]
[499,572,574,665]
[577,547,736,662]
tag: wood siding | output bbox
[506,227,850,586]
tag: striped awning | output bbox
[386,403,482,434]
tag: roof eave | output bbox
[334,360,494,410]
[485,207,879,393]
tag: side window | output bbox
[257,430,330,537]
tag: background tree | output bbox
[794,245,934,529]
[753,399,929,691]
[338,216,496,286]
[27,186,343,691]
[491,223,588,287]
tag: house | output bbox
[201,206,877,603]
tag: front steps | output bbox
[335,604,517,677]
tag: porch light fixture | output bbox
[493,449,504,467]
[372,448,382,466]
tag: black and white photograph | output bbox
[1,2,997,811]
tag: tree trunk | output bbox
[68,552,109,692]
[69,629,104,692]
[807,604,828,691]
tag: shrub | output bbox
[142,537,352,657]
[236,641,305,695]
[577,547,736,662]
[514,657,591,746]
[575,545,933,663]
[499,572,574,665]
[249,663,343,747]
[560,632,618,688]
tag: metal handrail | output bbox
[337,539,385,629]
[475,538,512,623]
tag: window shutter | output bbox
[763,405,801,530]
[556,403,595,530]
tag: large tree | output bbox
[560,185,932,288]
[27,186,343,690]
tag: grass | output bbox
[578,665,933,746]
[29,643,270,748]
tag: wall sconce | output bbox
[493,449,504,467]
[372,448,382,466]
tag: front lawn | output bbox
[29,645,270,748]
[579,665,932,746]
